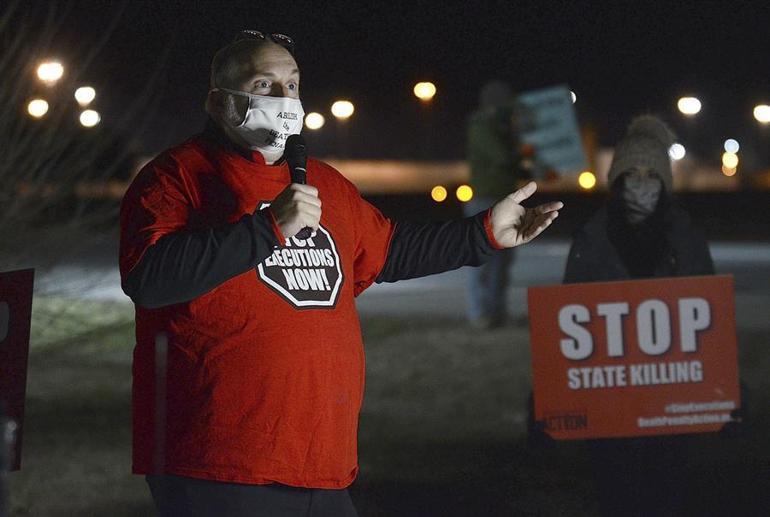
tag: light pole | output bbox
[331,100,354,158]
[413,81,436,159]
[676,96,701,158]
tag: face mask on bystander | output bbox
[621,172,662,224]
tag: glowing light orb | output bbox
[723,139,740,153]
[79,109,101,127]
[668,143,686,161]
[722,152,739,169]
[456,184,474,202]
[74,86,96,106]
[677,97,702,116]
[413,82,437,102]
[305,112,325,130]
[27,99,49,118]
[754,104,770,124]
[578,171,596,190]
[331,100,354,119]
[431,185,448,202]
[37,61,64,83]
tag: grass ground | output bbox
[8,297,770,516]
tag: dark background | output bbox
[12,0,770,162]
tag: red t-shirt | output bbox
[119,134,395,488]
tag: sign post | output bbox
[0,269,34,470]
[528,275,740,440]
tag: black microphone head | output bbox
[285,134,307,169]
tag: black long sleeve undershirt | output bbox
[375,211,497,283]
[122,210,280,309]
[123,210,497,309]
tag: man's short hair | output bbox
[210,33,295,90]
[210,39,272,89]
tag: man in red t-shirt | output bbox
[120,30,562,517]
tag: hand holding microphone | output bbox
[271,135,320,240]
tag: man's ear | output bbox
[204,89,222,116]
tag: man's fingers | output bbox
[293,191,322,208]
[301,202,322,219]
[508,181,537,204]
[524,211,558,241]
[290,183,319,197]
[534,201,564,215]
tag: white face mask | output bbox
[213,87,305,163]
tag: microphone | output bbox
[284,134,312,240]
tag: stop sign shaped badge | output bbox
[256,204,343,308]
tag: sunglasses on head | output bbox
[234,30,295,54]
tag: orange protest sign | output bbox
[528,275,739,440]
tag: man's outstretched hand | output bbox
[490,182,563,248]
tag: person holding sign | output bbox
[464,80,532,329]
[119,31,563,516]
[563,115,714,516]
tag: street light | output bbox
[753,104,770,124]
[722,165,737,177]
[431,185,448,202]
[74,86,96,106]
[723,139,740,153]
[722,152,739,169]
[677,97,702,116]
[37,61,64,84]
[331,101,354,158]
[578,171,596,190]
[305,112,325,130]
[27,99,49,118]
[570,90,577,104]
[413,82,436,102]
[331,100,355,120]
[668,143,686,161]
[456,184,473,202]
[79,109,101,127]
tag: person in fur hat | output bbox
[564,115,713,282]
[564,115,714,516]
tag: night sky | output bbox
[14,0,770,162]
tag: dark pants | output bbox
[146,475,358,517]
[463,197,514,323]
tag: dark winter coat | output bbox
[563,202,714,284]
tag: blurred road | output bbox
[357,240,770,332]
[37,237,770,332]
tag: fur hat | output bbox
[607,115,676,191]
